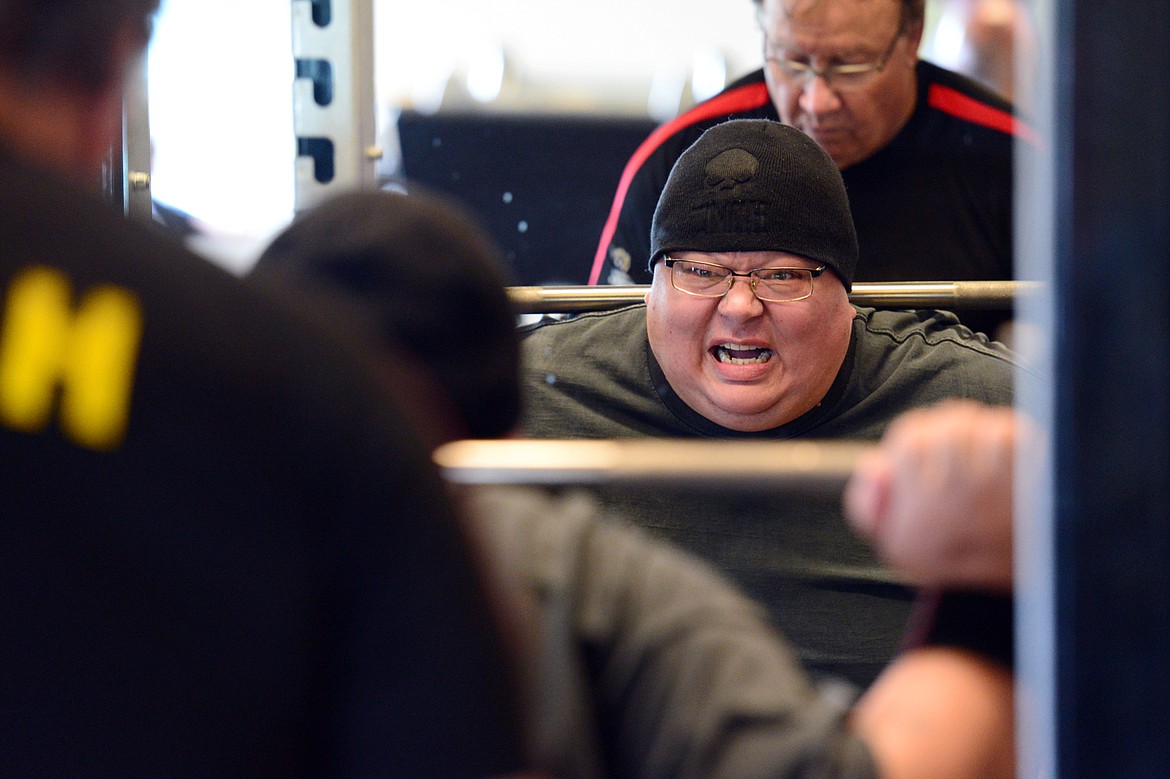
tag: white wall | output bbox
[373,1,762,114]
[148,0,295,269]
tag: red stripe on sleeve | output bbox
[927,83,1040,146]
[587,82,772,285]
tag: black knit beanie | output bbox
[649,119,858,289]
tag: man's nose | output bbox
[717,276,765,318]
[798,72,841,116]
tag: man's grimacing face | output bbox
[758,0,921,170]
[645,250,855,432]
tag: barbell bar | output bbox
[507,280,1041,314]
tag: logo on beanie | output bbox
[699,147,767,234]
[704,148,758,191]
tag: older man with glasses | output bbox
[589,0,1034,339]
[521,119,1021,688]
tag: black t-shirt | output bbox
[591,61,1031,335]
[0,150,524,776]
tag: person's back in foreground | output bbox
[252,185,1016,779]
[521,118,1020,687]
[0,2,525,774]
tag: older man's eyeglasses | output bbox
[663,258,827,302]
[764,29,903,91]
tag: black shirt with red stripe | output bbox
[590,61,1031,335]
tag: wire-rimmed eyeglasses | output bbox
[764,28,903,92]
[663,257,827,302]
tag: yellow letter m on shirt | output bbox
[0,266,143,451]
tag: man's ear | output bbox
[903,18,926,54]
[76,80,129,176]
[645,260,660,304]
[76,29,147,177]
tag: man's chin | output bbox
[797,128,858,168]
[701,397,790,433]
[813,138,857,169]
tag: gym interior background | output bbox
[146,0,1011,280]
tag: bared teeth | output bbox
[715,343,773,364]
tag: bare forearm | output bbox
[850,647,1015,779]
